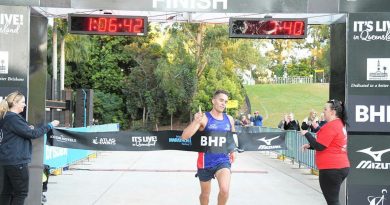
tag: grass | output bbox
[245,83,329,128]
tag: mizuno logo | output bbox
[357,147,390,162]
[257,136,280,146]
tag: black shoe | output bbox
[236,148,245,153]
[42,194,47,203]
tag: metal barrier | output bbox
[236,126,317,171]
[273,76,313,84]
[277,130,317,170]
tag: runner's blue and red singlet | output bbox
[197,112,231,169]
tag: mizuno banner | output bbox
[47,128,286,152]
[237,132,287,151]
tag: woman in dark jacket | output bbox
[0,91,59,205]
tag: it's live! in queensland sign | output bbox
[346,13,390,205]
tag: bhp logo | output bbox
[355,105,390,122]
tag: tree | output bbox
[158,23,262,117]
[93,91,125,126]
[304,25,331,81]
[51,20,58,99]
[189,24,252,116]
[155,29,197,128]
[123,42,165,126]
[47,19,91,92]
[259,25,330,80]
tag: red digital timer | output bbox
[230,18,307,39]
[68,14,148,36]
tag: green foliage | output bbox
[92,68,125,94]
[189,24,250,116]
[47,21,87,77]
[303,25,331,81]
[287,59,312,76]
[64,62,94,89]
[64,35,91,64]
[156,45,197,117]
[194,67,244,117]
[259,25,330,79]
[93,90,125,127]
[122,42,165,124]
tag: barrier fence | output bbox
[273,76,313,84]
[236,126,317,171]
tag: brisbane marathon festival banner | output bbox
[47,128,286,152]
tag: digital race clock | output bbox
[229,18,307,39]
[68,14,148,36]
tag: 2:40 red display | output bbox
[230,18,307,39]
[269,20,305,35]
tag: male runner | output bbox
[182,90,236,205]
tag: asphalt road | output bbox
[44,151,326,205]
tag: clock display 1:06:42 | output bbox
[87,17,145,33]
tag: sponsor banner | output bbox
[0,6,29,88]
[348,95,390,132]
[348,134,390,186]
[347,184,389,205]
[346,13,390,205]
[48,129,235,153]
[0,11,25,35]
[47,128,286,152]
[237,132,286,151]
[347,13,390,97]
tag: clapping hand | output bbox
[51,120,60,127]
[312,121,319,129]
[301,144,311,151]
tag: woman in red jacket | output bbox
[301,99,349,205]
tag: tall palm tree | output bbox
[49,18,91,98]
[52,20,58,100]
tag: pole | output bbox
[82,89,87,127]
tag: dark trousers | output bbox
[0,164,29,205]
[319,167,349,205]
